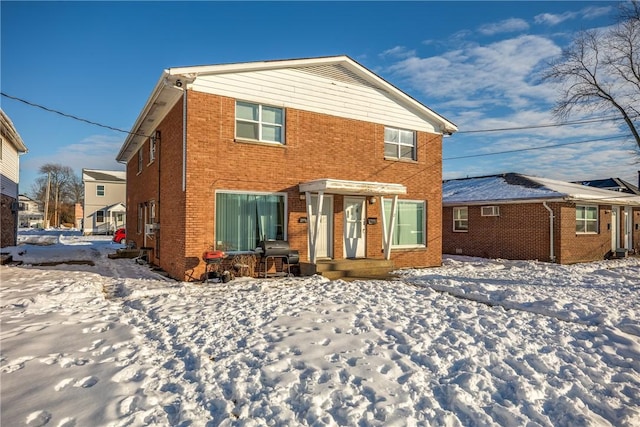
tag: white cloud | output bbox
[20,134,125,193]
[534,12,577,26]
[478,18,529,36]
[379,46,415,59]
[387,35,561,116]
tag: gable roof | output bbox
[573,177,640,195]
[82,169,126,182]
[116,55,458,162]
[0,109,27,153]
[443,173,640,206]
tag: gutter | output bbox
[543,202,556,263]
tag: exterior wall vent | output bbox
[481,206,500,217]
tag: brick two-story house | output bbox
[116,56,457,281]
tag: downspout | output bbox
[182,89,187,192]
[543,202,556,263]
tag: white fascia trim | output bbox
[299,179,407,196]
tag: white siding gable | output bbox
[191,65,440,133]
[1,137,20,198]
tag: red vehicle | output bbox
[113,228,126,244]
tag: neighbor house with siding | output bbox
[1,109,27,247]
[116,55,457,281]
[442,173,640,264]
[82,169,126,235]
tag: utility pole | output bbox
[43,173,50,228]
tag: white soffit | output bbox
[299,179,407,196]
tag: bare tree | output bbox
[543,0,640,150]
[30,163,80,227]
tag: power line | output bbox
[443,134,630,160]
[454,115,632,134]
[0,92,148,138]
[1,90,634,144]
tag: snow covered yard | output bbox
[1,231,639,426]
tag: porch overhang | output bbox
[299,179,406,264]
[298,178,407,196]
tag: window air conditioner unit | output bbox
[481,206,500,217]
[145,223,159,233]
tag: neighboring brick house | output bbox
[442,173,640,264]
[82,169,126,235]
[116,55,457,281]
[1,109,27,247]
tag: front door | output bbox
[344,197,366,258]
[310,195,333,259]
[611,206,620,251]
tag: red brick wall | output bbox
[125,90,443,280]
[443,201,639,264]
[1,194,17,248]
[443,203,553,261]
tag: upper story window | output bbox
[576,205,598,234]
[149,136,157,163]
[384,127,416,160]
[236,101,284,144]
[97,185,105,197]
[138,148,143,173]
[453,207,468,232]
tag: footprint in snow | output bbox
[74,376,99,388]
[54,378,76,391]
[25,410,51,426]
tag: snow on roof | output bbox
[443,173,640,206]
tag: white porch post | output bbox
[380,195,398,260]
[306,191,324,264]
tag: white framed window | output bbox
[97,185,105,197]
[235,101,284,144]
[453,207,468,232]
[383,199,426,248]
[137,203,144,233]
[576,205,598,234]
[216,191,287,251]
[481,206,500,217]
[149,136,157,163]
[384,127,416,160]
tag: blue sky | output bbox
[2,1,638,194]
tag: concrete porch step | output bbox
[301,259,396,281]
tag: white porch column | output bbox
[306,191,324,264]
[380,195,398,260]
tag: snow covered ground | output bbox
[1,230,639,426]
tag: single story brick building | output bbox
[442,173,640,264]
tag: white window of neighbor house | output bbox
[576,205,598,233]
[384,127,416,160]
[383,199,426,247]
[235,101,284,144]
[453,207,468,232]
[97,185,105,197]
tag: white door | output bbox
[344,197,366,258]
[611,206,620,251]
[310,195,333,259]
[624,206,632,250]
